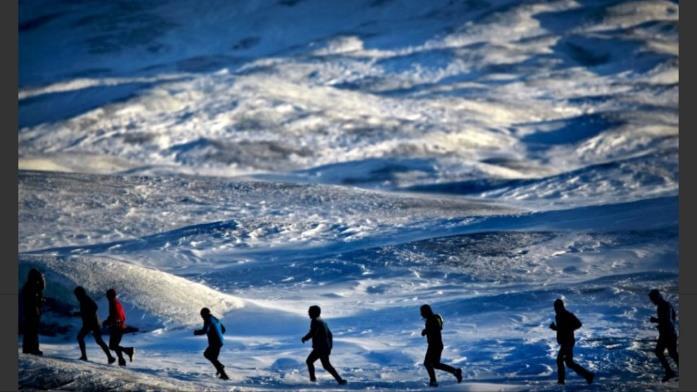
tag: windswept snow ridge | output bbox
[21,254,244,327]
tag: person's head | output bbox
[649,289,662,304]
[420,304,433,318]
[106,288,117,300]
[308,305,321,319]
[554,298,565,313]
[74,286,86,299]
[200,307,211,319]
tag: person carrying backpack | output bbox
[103,288,134,366]
[194,307,229,380]
[549,299,594,385]
[301,305,347,385]
[420,304,462,387]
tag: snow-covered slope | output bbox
[21,254,244,328]
[18,0,678,390]
[19,0,677,202]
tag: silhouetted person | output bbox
[649,289,679,382]
[194,307,229,380]
[73,286,115,363]
[21,268,45,355]
[103,288,134,366]
[549,299,593,385]
[301,305,347,385]
[420,304,462,387]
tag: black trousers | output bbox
[22,318,40,354]
[557,342,592,383]
[204,344,225,373]
[655,333,679,375]
[306,349,342,382]
[109,328,132,362]
[77,324,112,360]
[424,345,458,382]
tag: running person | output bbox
[103,288,134,366]
[194,307,229,380]
[550,299,594,385]
[649,289,679,382]
[74,286,114,363]
[420,304,462,387]
[301,305,347,385]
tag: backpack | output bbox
[669,304,676,328]
[570,312,582,330]
[435,314,444,330]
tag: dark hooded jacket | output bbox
[303,318,333,353]
[76,294,101,328]
[554,309,582,345]
[21,270,45,323]
[424,314,444,347]
[655,298,677,337]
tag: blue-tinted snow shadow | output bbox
[533,2,677,76]
[250,195,678,260]
[255,157,439,188]
[23,219,238,256]
[19,81,164,128]
[403,150,676,196]
[520,113,623,146]
[535,2,677,38]
[533,1,625,36]
[548,32,674,76]
[189,223,676,294]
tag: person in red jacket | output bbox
[103,288,134,366]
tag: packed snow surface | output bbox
[19,0,678,390]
